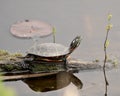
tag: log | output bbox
[0,51,102,81]
[0,57,101,74]
[0,58,102,81]
[1,72,58,81]
[0,50,114,81]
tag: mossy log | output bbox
[0,56,101,73]
[0,50,102,81]
[0,57,102,81]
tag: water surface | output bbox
[0,0,120,96]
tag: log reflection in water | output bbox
[22,71,83,92]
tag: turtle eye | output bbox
[72,39,76,44]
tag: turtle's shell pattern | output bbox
[28,43,69,57]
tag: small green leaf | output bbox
[112,58,118,67]
[106,24,113,31]
[105,40,109,48]
[108,13,112,21]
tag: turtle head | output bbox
[69,36,82,54]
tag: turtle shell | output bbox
[27,43,69,57]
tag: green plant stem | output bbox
[53,33,56,43]
[52,27,56,43]
[103,30,109,96]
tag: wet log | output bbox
[0,51,102,81]
[0,50,114,81]
[0,57,102,81]
[0,57,102,73]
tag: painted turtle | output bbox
[25,36,82,69]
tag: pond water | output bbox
[4,68,120,96]
[0,0,120,96]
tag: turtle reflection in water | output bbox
[25,36,82,69]
[22,71,83,92]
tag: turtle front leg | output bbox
[62,58,68,70]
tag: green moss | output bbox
[31,64,59,73]
[11,53,22,57]
[0,50,9,56]
[0,56,7,61]
[3,64,15,71]
[0,49,23,61]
